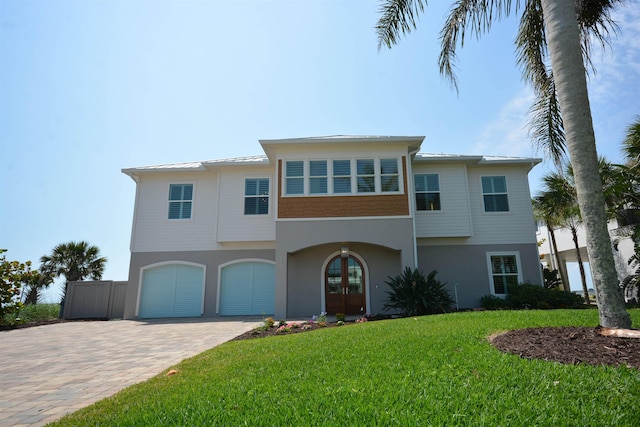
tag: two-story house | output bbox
[121,136,542,320]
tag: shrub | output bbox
[480,294,510,310]
[383,268,454,316]
[335,313,346,322]
[506,283,584,309]
[263,317,275,328]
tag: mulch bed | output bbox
[490,326,640,370]
[231,321,352,341]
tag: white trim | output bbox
[282,156,405,197]
[276,215,412,222]
[243,176,272,217]
[216,258,276,314]
[319,251,370,315]
[167,181,196,221]
[485,251,523,295]
[136,260,207,317]
[480,175,510,213]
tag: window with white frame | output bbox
[285,161,304,195]
[333,159,352,194]
[356,159,375,193]
[380,158,399,192]
[281,157,403,196]
[244,178,269,215]
[414,174,441,211]
[482,176,509,212]
[309,160,328,194]
[168,184,193,219]
[487,253,521,295]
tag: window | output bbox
[168,184,193,219]
[333,160,351,194]
[285,161,304,195]
[482,176,509,212]
[309,160,328,194]
[488,254,521,295]
[380,158,399,192]
[414,174,441,211]
[281,156,402,196]
[244,178,269,215]
[356,159,375,193]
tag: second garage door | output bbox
[220,261,275,315]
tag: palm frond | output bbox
[376,0,427,50]
[438,1,520,91]
[515,0,547,92]
[527,71,566,167]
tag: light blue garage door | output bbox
[139,264,204,318]
[220,262,275,315]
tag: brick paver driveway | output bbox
[0,317,262,426]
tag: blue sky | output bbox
[2,0,639,301]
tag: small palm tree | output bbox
[533,195,568,291]
[537,171,591,303]
[40,241,107,315]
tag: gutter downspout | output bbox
[408,148,420,268]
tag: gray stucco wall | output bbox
[274,217,416,318]
[416,243,542,309]
[124,249,275,319]
[285,243,402,318]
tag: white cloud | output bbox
[472,88,536,157]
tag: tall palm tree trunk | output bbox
[570,225,590,303]
[541,0,630,327]
[548,225,569,291]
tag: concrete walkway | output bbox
[0,317,263,426]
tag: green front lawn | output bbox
[50,310,640,426]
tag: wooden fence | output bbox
[62,281,127,320]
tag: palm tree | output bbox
[532,195,569,292]
[40,241,107,316]
[538,171,591,302]
[622,116,640,170]
[376,0,632,328]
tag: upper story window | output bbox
[244,178,269,215]
[380,158,399,192]
[356,159,375,193]
[309,160,328,194]
[168,184,193,219]
[482,176,509,212]
[333,160,352,194]
[285,161,304,195]
[282,157,402,196]
[414,174,441,211]
[487,253,521,295]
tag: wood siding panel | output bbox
[278,157,410,218]
[413,164,473,237]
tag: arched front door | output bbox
[325,255,366,315]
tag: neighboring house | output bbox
[121,136,542,320]
[537,218,637,299]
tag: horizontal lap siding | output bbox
[413,164,472,237]
[466,166,537,245]
[216,167,276,242]
[131,173,218,252]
